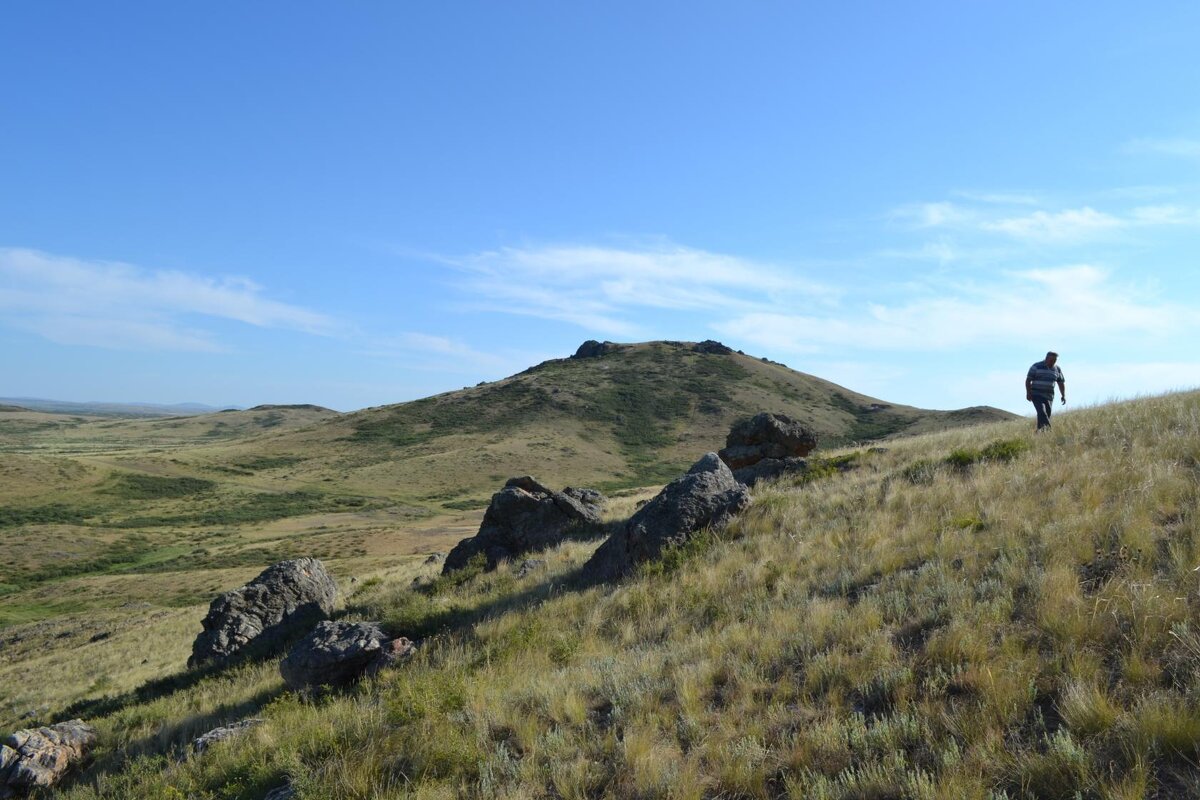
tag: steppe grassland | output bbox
[51,391,1200,799]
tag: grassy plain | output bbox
[0,342,1019,786]
[12,389,1198,798]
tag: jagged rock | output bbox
[720,413,817,487]
[192,718,263,754]
[583,453,751,582]
[572,340,622,358]
[0,719,96,795]
[693,340,733,355]
[443,477,605,573]
[279,621,415,690]
[732,457,809,487]
[189,558,338,668]
[262,784,296,800]
[423,553,445,565]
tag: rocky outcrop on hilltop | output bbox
[1,719,96,796]
[443,477,605,573]
[189,558,338,668]
[572,340,623,358]
[693,340,734,355]
[583,453,751,582]
[718,412,818,486]
[279,621,415,690]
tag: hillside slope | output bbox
[202,340,1014,507]
[37,389,1200,799]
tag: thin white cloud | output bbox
[441,242,839,335]
[952,190,1040,206]
[1126,137,1200,160]
[889,202,975,229]
[361,332,553,377]
[714,266,1188,355]
[981,207,1125,241]
[0,248,337,351]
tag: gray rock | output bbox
[192,718,264,755]
[280,621,415,690]
[514,559,546,578]
[583,453,751,582]
[732,457,809,487]
[189,558,338,668]
[718,413,817,471]
[1,719,96,794]
[572,340,622,358]
[262,784,296,800]
[423,553,445,565]
[443,477,605,573]
[693,339,733,355]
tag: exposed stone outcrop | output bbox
[192,719,263,755]
[279,621,415,690]
[693,340,733,355]
[572,340,622,359]
[443,477,605,573]
[1,719,96,796]
[718,412,818,486]
[189,558,338,668]
[583,453,751,582]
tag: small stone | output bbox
[192,719,264,755]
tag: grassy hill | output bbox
[0,341,1015,734]
[205,340,1013,508]
[24,389,1200,798]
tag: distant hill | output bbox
[0,404,31,412]
[0,397,237,418]
[215,340,1016,506]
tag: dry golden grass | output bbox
[19,390,1200,798]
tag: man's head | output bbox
[1045,351,1059,367]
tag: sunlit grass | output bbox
[39,390,1200,798]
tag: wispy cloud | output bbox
[714,266,1189,354]
[1126,137,1200,160]
[0,248,337,351]
[441,241,839,336]
[951,190,1040,206]
[360,332,554,378]
[981,207,1125,242]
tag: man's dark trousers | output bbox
[1031,395,1053,431]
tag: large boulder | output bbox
[189,558,338,668]
[583,453,751,582]
[1,719,96,796]
[280,621,415,690]
[443,477,605,573]
[718,412,818,486]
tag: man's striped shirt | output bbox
[1027,361,1065,398]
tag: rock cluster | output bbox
[718,412,818,486]
[279,620,415,690]
[1,719,96,796]
[443,477,605,573]
[572,340,623,358]
[693,340,733,355]
[189,558,338,668]
[583,453,751,582]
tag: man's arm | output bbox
[1025,373,1034,401]
[1058,376,1066,404]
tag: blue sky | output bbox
[3,2,1199,414]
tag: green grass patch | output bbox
[0,503,94,529]
[105,473,215,499]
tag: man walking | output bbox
[1026,351,1066,431]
